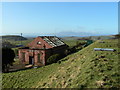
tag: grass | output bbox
[63,40,87,47]
[2,39,120,88]
[63,40,77,47]
[9,39,33,46]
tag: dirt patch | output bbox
[9,64,33,72]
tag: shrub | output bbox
[2,47,15,72]
[68,47,77,54]
[46,54,61,64]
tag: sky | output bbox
[2,2,118,36]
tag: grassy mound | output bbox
[2,39,120,88]
[1,35,27,41]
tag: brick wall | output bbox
[19,36,68,66]
[27,37,52,49]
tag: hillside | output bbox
[0,35,34,46]
[1,35,27,41]
[61,35,115,41]
[2,39,120,88]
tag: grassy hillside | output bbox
[1,35,27,41]
[2,39,120,88]
[1,35,33,46]
[11,39,33,46]
[63,40,87,47]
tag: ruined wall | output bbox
[27,37,52,49]
[19,49,46,66]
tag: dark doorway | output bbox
[29,56,34,64]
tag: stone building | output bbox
[19,36,68,66]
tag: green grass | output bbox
[63,40,87,47]
[9,39,33,46]
[63,40,77,47]
[2,39,120,88]
[1,35,27,41]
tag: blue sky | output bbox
[2,2,118,36]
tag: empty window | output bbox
[22,52,25,62]
[38,54,41,63]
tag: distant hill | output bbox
[61,35,115,41]
[1,35,28,41]
[2,39,119,88]
[54,31,99,37]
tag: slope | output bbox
[2,39,120,88]
[1,35,27,41]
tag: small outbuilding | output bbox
[19,36,68,66]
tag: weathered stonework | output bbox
[19,36,68,66]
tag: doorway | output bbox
[29,56,34,65]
